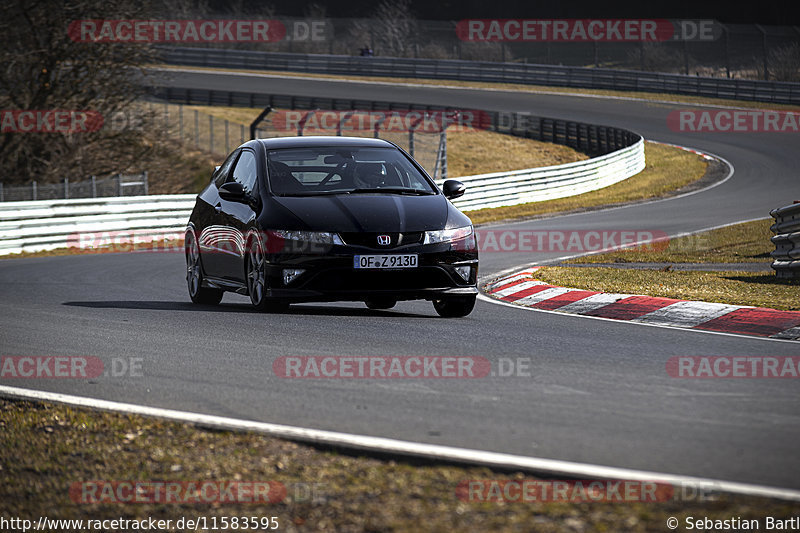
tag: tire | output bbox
[185,231,223,305]
[433,295,476,318]
[246,236,289,312]
[365,298,397,310]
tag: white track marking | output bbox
[1,385,799,501]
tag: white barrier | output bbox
[0,195,196,255]
[439,138,645,211]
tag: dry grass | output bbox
[447,130,588,177]
[3,398,798,532]
[568,220,775,264]
[531,220,798,310]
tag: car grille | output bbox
[339,232,424,249]
[303,267,452,292]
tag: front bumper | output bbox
[262,245,478,303]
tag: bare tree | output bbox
[349,0,418,57]
[0,0,161,184]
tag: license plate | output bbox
[354,254,418,269]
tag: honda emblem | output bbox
[377,234,391,246]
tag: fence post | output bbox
[64,178,69,199]
[179,105,184,140]
[0,182,3,202]
[440,130,447,180]
[32,181,37,201]
[240,124,245,143]
[209,115,214,153]
[91,176,96,198]
[117,174,122,196]
[143,171,148,195]
[756,24,769,80]
[225,119,229,153]
[194,109,199,147]
[409,129,415,157]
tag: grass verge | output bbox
[567,219,774,264]
[530,220,799,310]
[2,398,798,532]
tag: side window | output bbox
[232,150,258,194]
[214,150,239,188]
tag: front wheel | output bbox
[186,231,223,305]
[433,295,476,318]
[246,237,289,312]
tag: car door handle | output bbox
[215,203,222,213]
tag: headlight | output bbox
[424,225,473,245]
[267,230,344,245]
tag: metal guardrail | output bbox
[158,46,800,105]
[0,195,195,255]
[771,202,800,279]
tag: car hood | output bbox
[269,193,450,232]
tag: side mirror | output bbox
[211,165,221,181]
[218,182,248,203]
[442,180,466,200]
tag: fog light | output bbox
[454,265,471,281]
[283,268,305,285]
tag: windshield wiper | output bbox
[278,190,352,197]
[349,188,434,195]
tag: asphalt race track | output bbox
[2,69,799,491]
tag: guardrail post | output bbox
[0,182,4,202]
[117,174,122,196]
[91,176,96,198]
[179,105,183,140]
[64,178,69,199]
[143,171,148,195]
[194,109,199,147]
[241,124,245,143]
[32,181,37,201]
[209,115,214,153]
[225,119,229,152]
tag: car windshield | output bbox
[266,146,438,197]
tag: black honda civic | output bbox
[185,136,479,317]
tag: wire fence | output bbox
[144,99,447,177]
[0,173,148,203]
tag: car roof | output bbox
[255,136,395,150]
